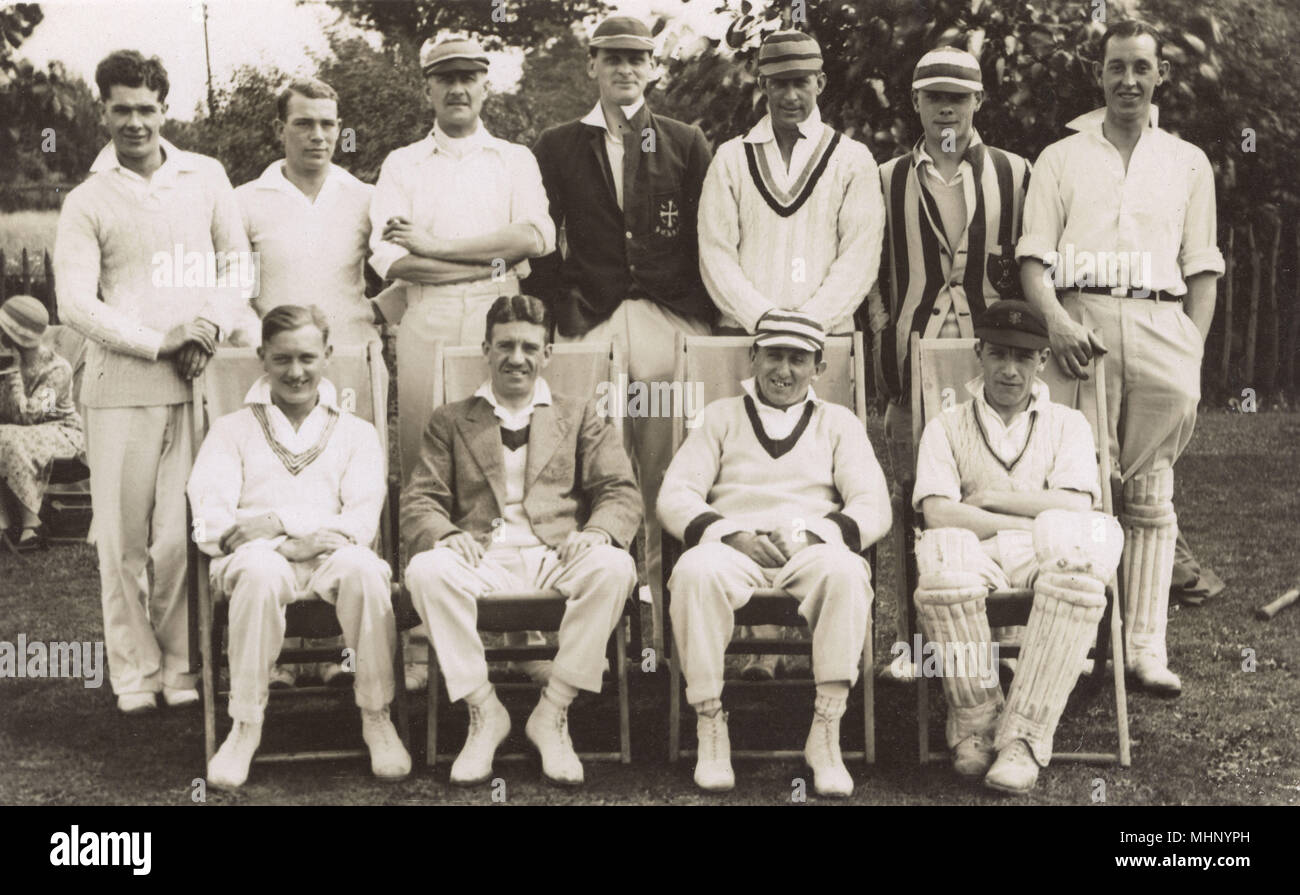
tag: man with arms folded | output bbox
[911,301,1122,794]
[187,305,410,789]
[658,310,890,797]
[54,50,254,714]
[402,295,640,786]
[369,36,555,481]
[1016,20,1223,696]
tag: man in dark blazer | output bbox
[525,15,715,653]
[402,294,641,787]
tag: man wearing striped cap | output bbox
[699,31,884,339]
[867,47,1031,511]
[658,309,891,796]
[698,30,885,679]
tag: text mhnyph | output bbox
[49,827,151,876]
[0,635,104,687]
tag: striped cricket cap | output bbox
[757,30,823,79]
[912,47,983,93]
[754,309,825,354]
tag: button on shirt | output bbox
[473,377,554,548]
[1016,106,1225,294]
[368,122,556,282]
[580,97,645,211]
[237,161,377,346]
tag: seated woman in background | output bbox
[0,295,84,552]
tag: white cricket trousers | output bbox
[405,543,636,703]
[668,542,873,706]
[210,544,397,723]
[86,404,195,695]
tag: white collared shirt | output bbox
[742,105,829,191]
[237,161,377,345]
[472,377,553,548]
[1016,105,1224,294]
[581,97,646,210]
[367,121,556,281]
[965,375,1047,465]
[740,377,819,440]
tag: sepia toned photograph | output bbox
[0,0,1294,831]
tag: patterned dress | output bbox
[0,345,85,517]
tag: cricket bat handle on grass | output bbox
[1255,587,1300,621]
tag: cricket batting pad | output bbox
[915,527,1002,746]
[1121,470,1177,668]
[996,569,1107,766]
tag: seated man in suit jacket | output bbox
[402,294,641,787]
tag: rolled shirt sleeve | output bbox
[1046,407,1103,508]
[912,415,963,513]
[1178,149,1226,279]
[1014,144,1065,264]
[368,152,411,281]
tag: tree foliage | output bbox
[327,0,609,51]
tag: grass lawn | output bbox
[1,410,1297,805]
[0,210,60,273]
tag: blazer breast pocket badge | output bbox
[653,193,682,239]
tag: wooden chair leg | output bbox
[392,625,409,750]
[426,659,440,767]
[617,614,631,764]
[1110,579,1132,767]
[668,650,682,764]
[863,624,875,765]
[916,678,930,765]
[200,579,217,766]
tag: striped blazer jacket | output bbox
[865,135,1030,400]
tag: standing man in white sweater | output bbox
[187,305,410,789]
[658,310,891,797]
[698,30,885,336]
[54,50,254,714]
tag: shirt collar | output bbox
[913,128,984,175]
[1065,104,1160,134]
[244,375,340,412]
[581,96,647,132]
[743,105,825,145]
[740,377,819,411]
[252,159,348,195]
[428,120,499,156]
[90,137,196,176]
[474,377,553,414]
[965,374,1049,425]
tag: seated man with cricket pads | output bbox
[401,294,641,787]
[658,310,891,797]
[187,304,410,789]
[911,300,1123,794]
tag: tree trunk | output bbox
[1244,223,1261,387]
[1283,224,1300,398]
[1261,210,1282,394]
[1220,227,1234,385]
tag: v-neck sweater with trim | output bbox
[658,393,890,554]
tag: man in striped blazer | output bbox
[867,48,1032,498]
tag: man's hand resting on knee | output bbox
[722,531,789,568]
[439,531,485,567]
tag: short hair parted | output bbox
[277,78,340,121]
[95,50,170,103]
[261,304,331,347]
[1099,19,1164,63]
[485,294,553,345]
